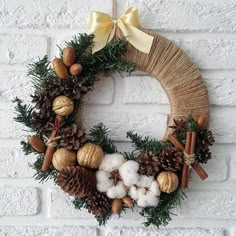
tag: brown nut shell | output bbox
[53,58,68,79]
[63,46,76,67]
[28,135,46,153]
[112,199,123,214]
[52,148,77,171]
[197,115,206,129]
[77,143,104,169]
[70,63,83,76]
[122,196,133,208]
[157,171,179,194]
[52,96,74,116]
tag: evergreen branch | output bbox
[95,212,113,226]
[27,55,54,91]
[89,123,117,154]
[127,131,164,155]
[30,155,58,183]
[13,97,33,129]
[187,114,198,132]
[73,197,86,210]
[140,187,186,227]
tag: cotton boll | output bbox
[119,160,139,187]
[128,186,139,200]
[137,191,159,207]
[96,170,113,192]
[149,181,161,196]
[107,181,127,199]
[99,153,125,172]
[137,175,154,188]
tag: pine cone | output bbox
[59,124,87,151]
[85,191,112,216]
[136,151,160,177]
[198,129,215,146]
[57,166,96,197]
[196,148,212,164]
[159,147,183,172]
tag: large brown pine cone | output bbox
[57,166,96,197]
[159,147,183,172]
[59,124,87,151]
[85,191,112,216]
[136,151,160,177]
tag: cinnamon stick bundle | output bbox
[41,115,64,172]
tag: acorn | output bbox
[197,115,206,129]
[28,135,46,153]
[63,46,76,67]
[70,63,83,76]
[53,58,68,79]
[122,196,133,208]
[112,199,123,214]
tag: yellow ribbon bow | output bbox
[88,7,154,54]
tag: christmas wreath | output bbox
[13,7,215,228]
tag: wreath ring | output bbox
[13,10,214,228]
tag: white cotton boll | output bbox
[137,187,147,198]
[96,171,113,192]
[149,181,161,196]
[137,191,159,207]
[99,153,125,172]
[137,175,154,188]
[119,160,139,187]
[128,186,139,200]
[107,181,127,199]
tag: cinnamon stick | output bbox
[192,161,208,180]
[167,134,184,151]
[41,115,64,172]
[181,132,192,188]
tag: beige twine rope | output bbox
[183,151,195,167]
[112,1,210,137]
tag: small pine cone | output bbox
[159,147,183,172]
[196,148,212,164]
[85,191,112,216]
[198,129,215,146]
[136,151,160,177]
[59,124,87,151]
[57,166,96,197]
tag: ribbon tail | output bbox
[92,26,116,53]
[118,21,154,53]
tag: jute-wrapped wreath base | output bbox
[13,32,215,227]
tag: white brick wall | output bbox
[0,0,236,235]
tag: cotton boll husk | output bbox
[107,181,127,199]
[137,175,154,188]
[96,170,113,192]
[99,153,125,172]
[119,160,139,187]
[137,191,159,207]
[149,181,161,196]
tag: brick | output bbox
[0,34,48,64]
[127,0,236,32]
[204,76,236,106]
[0,187,39,216]
[192,147,228,182]
[230,152,236,180]
[0,147,35,178]
[123,76,168,104]
[178,191,236,219]
[0,0,116,30]
[0,226,97,236]
[210,115,236,143]
[189,40,236,69]
[84,76,114,104]
[0,71,33,102]
[49,188,93,219]
[106,227,224,236]
[81,111,168,141]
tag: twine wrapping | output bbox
[183,151,195,168]
[43,135,61,148]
